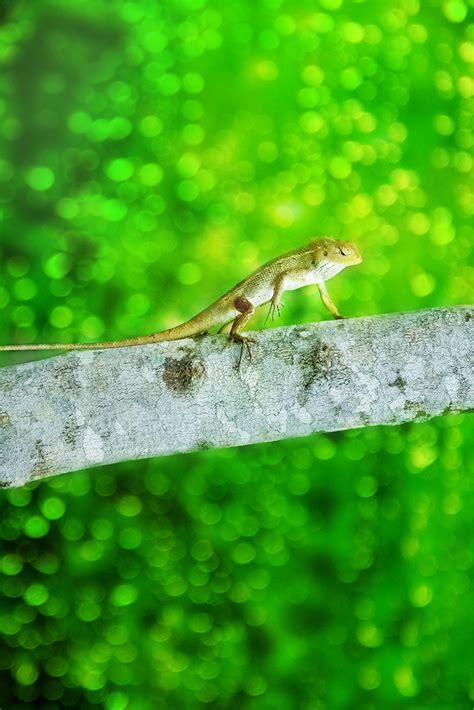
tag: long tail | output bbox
[0,306,227,352]
[0,337,155,351]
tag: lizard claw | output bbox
[232,334,256,368]
[265,300,285,325]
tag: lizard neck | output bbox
[313,259,347,282]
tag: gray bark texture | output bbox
[0,306,472,487]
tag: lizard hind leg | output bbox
[230,296,256,367]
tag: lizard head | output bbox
[311,237,362,267]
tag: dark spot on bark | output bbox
[163,353,206,394]
[0,412,11,428]
[299,341,349,401]
[389,372,406,390]
[0,480,11,488]
[53,362,79,393]
[465,312,472,321]
[32,440,54,478]
[300,343,341,386]
[195,441,211,451]
[63,418,80,447]
[403,401,429,420]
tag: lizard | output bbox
[0,237,362,364]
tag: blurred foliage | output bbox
[0,0,473,707]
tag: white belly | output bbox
[248,284,275,307]
[243,270,317,309]
[284,271,320,291]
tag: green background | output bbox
[0,0,473,707]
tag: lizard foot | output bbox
[265,300,285,325]
[231,334,256,368]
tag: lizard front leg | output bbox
[317,282,343,319]
[265,273,287,324]
[231,296,256,366]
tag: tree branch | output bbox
[1,306,472,487]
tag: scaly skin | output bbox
[0,237,362,358]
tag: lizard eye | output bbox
[323,250,328,256]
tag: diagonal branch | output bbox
[0,306,472,487]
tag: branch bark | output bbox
[0,306,472,487]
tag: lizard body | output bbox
[0,237,362,357]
